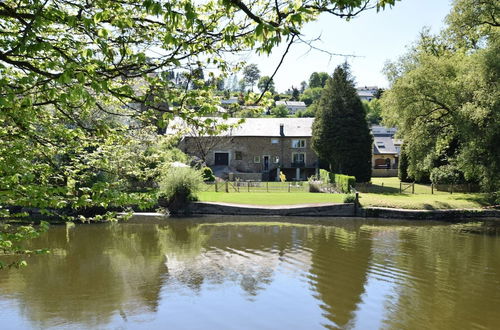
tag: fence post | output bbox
[288,182,291,192]
[266,181,269,192]
[412,183,415,194]
[215,181,218,192]
[225,181,229,193]
[400,182,402,193]
[450,184,453,194]
[431,183,434,194]
[248,181,250,192]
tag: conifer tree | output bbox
[311,64,373,182]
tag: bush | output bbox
[398,146,411,182]
[334,174,356,193]
[158,167,203,211]
[343,193,357,203]
[202,167,216,182]
[430,165,466,184]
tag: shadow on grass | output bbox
[356,185,402,194]
[456,194,493,207]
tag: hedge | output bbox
[334,174,356,193]
[319,169,355,193]
[319,169,334,183]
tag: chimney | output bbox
[280,123,284,136]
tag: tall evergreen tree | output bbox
[311,64,373,182]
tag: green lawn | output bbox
[358,192,488,210]
[197,177,490,209]
[197,192,346,205]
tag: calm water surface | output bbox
[0,216,499,329]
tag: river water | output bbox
[0,216,499,329]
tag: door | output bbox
[214,152,229,166]
[263,156,270,171]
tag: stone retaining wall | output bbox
[183,202,356,217]
[360,207,500,220]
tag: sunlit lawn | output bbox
[196,177,490,209]
[358,192,488,210]
[197,192,346,205]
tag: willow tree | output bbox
[381,0,499,195]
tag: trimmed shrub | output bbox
[334,174,356,193]
[158,167,203,212]
[343,193,357,203]
[319,169,334,183]
[202,167,216,182]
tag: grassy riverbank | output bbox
[197,192,347,205]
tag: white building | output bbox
[275,100,307,114]
[357,86,379,102]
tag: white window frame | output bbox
[273,156,280,164]
[271,138,279,144]
[291,139,306,148]
[253,156,261,163]
[292,152,306,164]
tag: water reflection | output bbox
[0,218,498,329]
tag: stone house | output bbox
[168,118,318,181]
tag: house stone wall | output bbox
[180,136,318,173]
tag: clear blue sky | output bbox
[245,0,452,92]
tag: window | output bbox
[273,156,279,163]
[291,139,306,148]
[376,142,385,149]
[271,138,279,144]
[235,151,242,160]
[253,156,261,163]
[292,153,305,166]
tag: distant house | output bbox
[168,118,318,181]
[275,101,307,114]
[371,125,401,177]
[357,86,379,102]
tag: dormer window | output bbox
[376,142,385,149]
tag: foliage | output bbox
[320,169,334,184]
[291,87,300,101]
[295,107,316,118]
[0,0,398,255]
[158,167,203,204]
[243,64,261,92]
[0,221,49,269]
[311,64,373,182]
[362,99,383,124]
[270,104,289,118]
[398,145,412,182]
[257,76,276,94]
[343,194,357,203]
[309,72,330,88]
[334,174,356,193]
[202,167,216,182]
[381,0,500,193]
[300,87,324,106]
[430,165,467,184]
